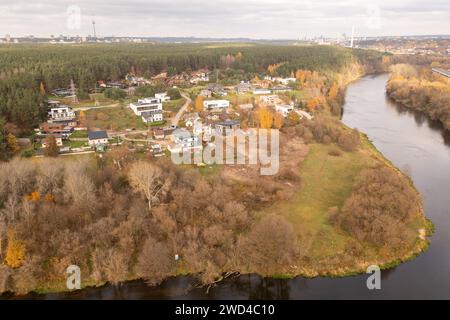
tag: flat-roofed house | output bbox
[203,100,230,111]
[130,97,162,116]
[275,104,294,117]
[48,105,76,123]
[141,110,164,124]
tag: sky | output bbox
[0,0,449,39]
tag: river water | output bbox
[8,74,450,300]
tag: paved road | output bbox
[171,92,192,127]
[74,103,122,111]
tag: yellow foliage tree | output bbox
[39,81,46,95]
[273,112,284,129]
[258,106,274,129]
[195,95,204,112]
[5,230,26,269]
[6,133,20,154]
[328,83,339,100]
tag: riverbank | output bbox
[386,66,450,132]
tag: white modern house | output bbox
[155,92,171,102]
[48,105,76,122]
[130,97,164,123]
[168,130,203,153]
[203,100,230,110]
[275,104,294,117]
[253,89,272,95]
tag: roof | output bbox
[88,131,108,140]
[216,120,240,127]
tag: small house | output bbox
[215,120,241,135]
[88,131,109,147]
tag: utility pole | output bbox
[92,20,97,39]
[70,79,78,104]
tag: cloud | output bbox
[0,0,449,38]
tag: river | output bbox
[8,73,450,300]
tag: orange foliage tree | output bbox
[5,229,26,268]
[195,95,204,112]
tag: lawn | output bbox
[262,143,378,268]
[69,130,88,138]
[163,98,185,113]
[63,140,88,149]
[85,106,148,131]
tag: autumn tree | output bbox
[257,106,273,129]
[306,97,321,111]
[328,82,339,100]
[39,81,46,95]
[286,110,301,126]
[44,135,59,157]
[4,230,26,268]
[6,133,20,155]
[195,95,204,113]
[273,112,284,129]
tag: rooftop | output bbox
[88,131,108,140]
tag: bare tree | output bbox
[136,236,174,286]
[127,161,170,212]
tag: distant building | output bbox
[168,131,203,153]
[238,103,254,110]
[215,120,241,135]
[48,104,76,123]
[39,122,73,137]
[155,92,170,102]
[199,89,213,98]
[253,88,272,95]
[88,131,109,147]
[42,134,63,148]
[153,128,165,140]
[259,95,280,106]
[271,86,292,93]
[130,97,164,123]
[275,104,294,117]
[235,82,253,94]
[141,110,164,124]
[203,100,230,111]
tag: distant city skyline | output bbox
[1,0,449,39]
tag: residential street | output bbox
[171,92,191,126]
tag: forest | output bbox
[386,62,450,131]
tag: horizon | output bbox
[1,0,449,39]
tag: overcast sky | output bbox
[1,0,449,38]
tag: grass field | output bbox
[260,140,427,276]
[85,106,148,131]
[264,144,376,262]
